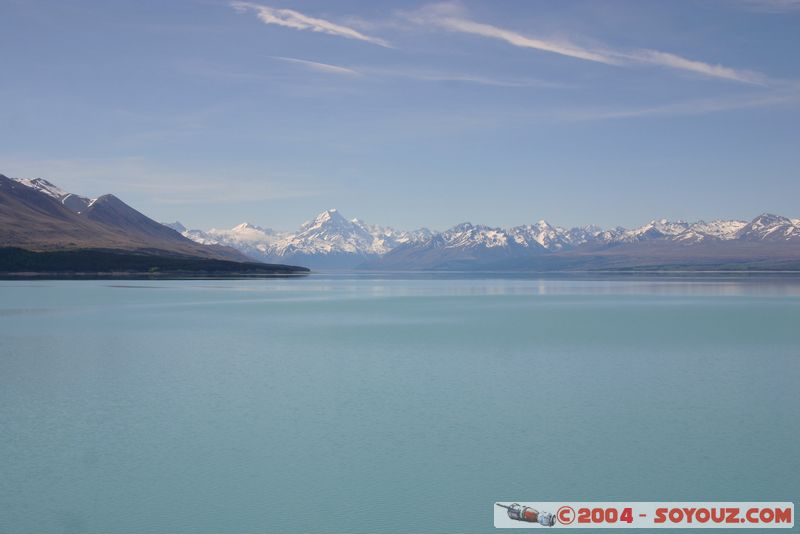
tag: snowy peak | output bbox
[318,208,341,220]
[302,209,350,231]
[232,222,269,233]
[752,213,791,226]
[510,220,569,249]
[441,223,512,249]
[15,177,68,199]
[737,213,799,241]
[14,177,92,213]
[358,221,432,252]
[282,209,385,257]
[566,225,607,246]
[624,219,690,242]
[674,219,747,243]
[292,209,372,243]
[181,222,285,257]
[217,223,276,242]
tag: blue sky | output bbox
[2,0,799,231]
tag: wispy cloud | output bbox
[364,67,566,88]
[269,56,563,88]
[622,50,765,85]
[558,86,800,120]
[231,1,391,47]
[407,3,619,65]
[270,56,360,76]
[405,2,766,85]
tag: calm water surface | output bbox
[1,275,798,533]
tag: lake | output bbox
[1,275,798,533]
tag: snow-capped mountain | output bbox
[689,220,747,239]
[504,218,752,248]
[376,215,800,270]
[196,223,285,258]
[510,220,570,250]
[673,220,747,243]
[736,213,800,241]
[275,209,378,257]
[351,218,434,253]
[620,219,691,242]
[171,209,432,268]
[172,210,800,270]
[507,220,618,250]
[439,223,516,250]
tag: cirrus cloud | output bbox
[270,56,361,76]
[231,1,391,47]
[405,2,766,85]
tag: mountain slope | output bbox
[0,174,250,262]
[1,175,117,248]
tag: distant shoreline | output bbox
[5,269,800,282]
[0,247,310,278]
[0,272,310,280]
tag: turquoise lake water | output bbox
[1,275,798,533]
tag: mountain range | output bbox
[3,173,799,272]
[0,174,307,275]
[166,209,434,269]
[170,208,800,271]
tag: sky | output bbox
[1,0,799,231]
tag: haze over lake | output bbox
[1,275,798,533]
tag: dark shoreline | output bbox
[0,247,310,279]
[0,272,310,280]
